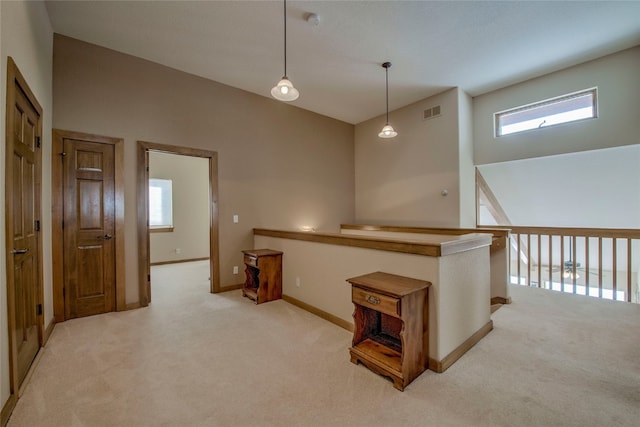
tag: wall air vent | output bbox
[423,105,441,121]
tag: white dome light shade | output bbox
[271,77,299,101]
[378,124,398,138]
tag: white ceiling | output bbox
[45,1,640,125]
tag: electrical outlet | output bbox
[233,266,238,275]
[175,248,181,254]
[233,214,239,223]
[295,277,301,287]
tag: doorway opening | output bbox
[137,141,220,306]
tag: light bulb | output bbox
[271,77,299,101]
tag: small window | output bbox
[495,88,597,137]
[149,178,173,231]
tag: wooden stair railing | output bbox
[491,226,640,303]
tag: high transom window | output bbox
[495,88,598,137]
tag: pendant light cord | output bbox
[283,0,288,78]
[385,66,389,124]
[382,62,391,124]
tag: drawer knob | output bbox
[366,295,380,305]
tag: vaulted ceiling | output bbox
[45,1,640,124]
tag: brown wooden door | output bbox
[9,79,42,385]
[63,139,116,319]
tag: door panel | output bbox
[15,252,38,382]
[77,245,105,297]
[9,80,41,386]
[63,140,116,319]
[79,180,104,229]
[12,154,23,236]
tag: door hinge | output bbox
[37,304,43,316]
[63,287,65,298]
[36,136,41,148]
[35,220,41,232]
[147,274,151,282]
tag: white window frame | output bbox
[149,178,173,232]
[494,87,598,137]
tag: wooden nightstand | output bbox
[347,271,431,391]
[241,249,283,304]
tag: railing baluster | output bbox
[548,234,553,289]
[570,234,578,294]
[517,233,521,286]
[627,238,632,302]
[585,237,590,297]
[613,237,618,301]
[527,233,531,286]
[598,237,603,299]
[560,235,565,292]
[537,234,542,288]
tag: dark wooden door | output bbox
[10,79,42,385]
[63,139,116,319]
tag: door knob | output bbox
[98,234,113,240]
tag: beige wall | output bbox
[479,145,640,228]
[254,234,491,361]
[52,34,355,303]
[457,89,475,228]
[340,228,510,302]
[149,152,209,264]
[354,47,640,229]
[354,87,475,228]
[1,0,53,411]
[473,46,640,165]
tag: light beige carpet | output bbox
[7,261,640,426]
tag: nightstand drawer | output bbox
[244,255,258,267]
[352,287,399,317]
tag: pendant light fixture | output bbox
[271,0,299,102]
[378,61,397,138]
